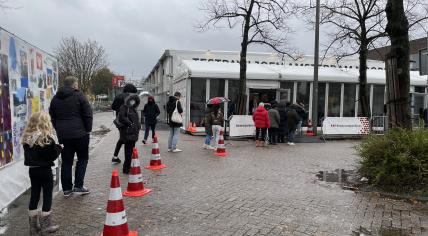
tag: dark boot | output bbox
[28,210,40,235]
[40,211,59,234]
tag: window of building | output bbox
[296,82,310,108]
[372,85,385,116]
[414,86,425,93]
[190,79,206,127]
[317,83,326,125]
[328,83,341,117]
[210,79,225,97]
[280,82,294,103]
[343,84,356,117]
[228,80,239,117]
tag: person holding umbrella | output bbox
[205,97,228,149]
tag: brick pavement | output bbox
[4,119,428,235]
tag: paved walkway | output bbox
[4,114,428,235]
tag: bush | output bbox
[358,128,428,192]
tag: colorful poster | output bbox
[36,52,42,70]
[20,50,28,77]
[0,54,13,167]
[31,97,40,113]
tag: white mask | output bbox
[129,100,136,106]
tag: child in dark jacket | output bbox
[22,112,62,235]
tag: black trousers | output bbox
[60,134,90,191]
[255,128,267,141]
[29,167,53,212]
[113,139,124,157]
[269,128,278,144]
[144,123,156,141]
[123,140,136,174]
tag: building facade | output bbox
[145,50,428,130]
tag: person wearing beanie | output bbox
[252,102,270,147]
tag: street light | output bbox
[311,0,321,135]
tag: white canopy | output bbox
[181,60,428,86]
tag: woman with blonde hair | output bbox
[22,111,61,235]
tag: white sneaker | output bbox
[207,146,216,150]
[168,149,172,152]
[202,144,208,149]
[288,142,295,146]
[172,149,182,153]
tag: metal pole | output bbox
[311,0,321,135]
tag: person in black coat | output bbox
[118,94,141,174]
[22,112,61,234]
[277,102,288,143]
[111,84,138,163]
[142,96,160,144]
[49,76,92,196]
[166,92,183,152]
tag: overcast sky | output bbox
[0,0,317,79]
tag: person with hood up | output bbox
[277,102,288,143]
[287,105,301,145]
[268,101,280,145]
[205,104,224,149]
[166,92,183,152]
[142,96,160,144]
[111,84,138,163]
[22,112,61,235]
[117,94,141,174]
[49,76,92,196]
[252,102,270,147]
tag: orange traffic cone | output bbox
[214,128,228,157]
[306,119,315,136]
[187,122,193,132]
[123,148,152,197]
[145,135,167,170]
[101,169,137,236]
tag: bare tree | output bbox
[199,0,294,114]
[385,0,411,128]
[56,37,107,94]
[297,0,428,118]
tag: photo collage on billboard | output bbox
[0,29,58,168]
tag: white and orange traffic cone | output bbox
[123,148,152,197]
[306,119,315,136]
[145,135,167,170]
[101,169,137,236]
[214,128,228,157]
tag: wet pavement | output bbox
[2,112,428,235]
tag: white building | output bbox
[145,50,428,130]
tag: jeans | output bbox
[212,125,222,148]
[168,127,180,150]
[60,134,90,191]
[204,135,212,146]
[255,128,267,141]
[113,139,124,157]
[269,128,278,144]
[29,167,53,212]
[123,141,136,173]
[144,123,156,141]
[288,129,296,142]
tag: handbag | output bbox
[171,100,183,123]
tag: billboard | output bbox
[0,28,58,210]
[112,75,125,87]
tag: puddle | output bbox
[316,169,350,183]
[352,226,410,236]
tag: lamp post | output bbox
[311,0,321,135]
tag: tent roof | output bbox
[181,60,428,86]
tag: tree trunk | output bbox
[385,0,411,129]
[236,0,255,115]
[358,39,371,118]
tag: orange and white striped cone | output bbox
[101,169,137,236]
[123,148,152,197]
[145,135,167,170]
[214,128,228,157]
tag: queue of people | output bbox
[252,101,306,147]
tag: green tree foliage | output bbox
[91,67,113,95]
